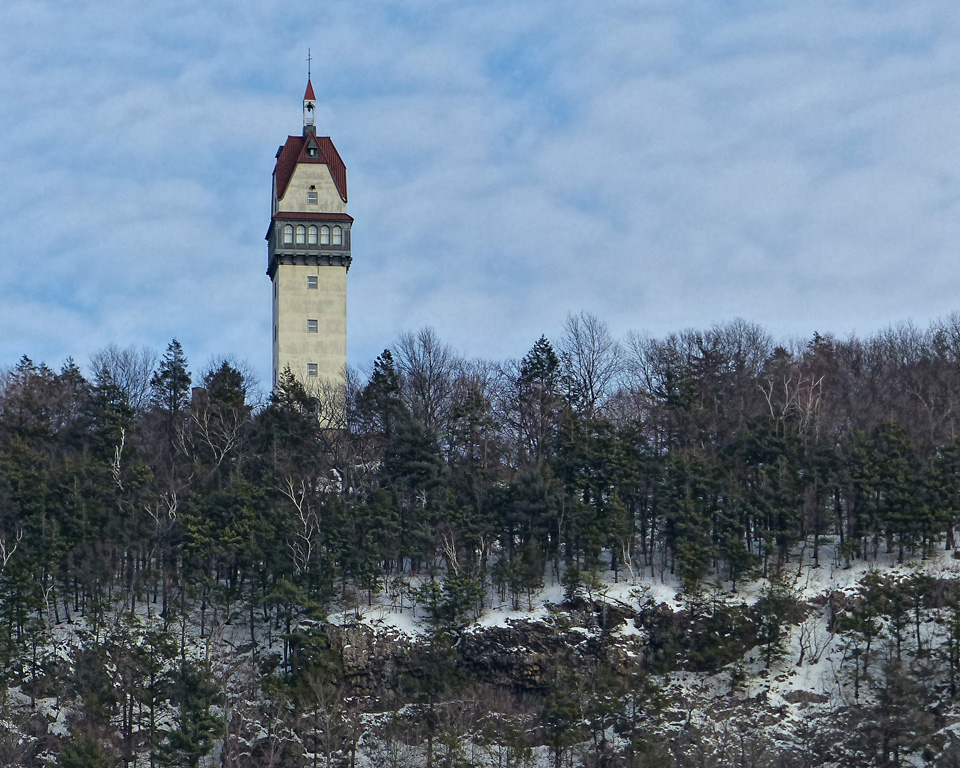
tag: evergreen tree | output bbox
[151,339,192,418]
[189,361,253,485]
[514,336,563,468]
[58,728,115,768]
[154,661,221,768]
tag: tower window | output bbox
[307,319,318,333]
[320,226,330,245]
[296,225,306,245]
[307,187,318,205]
[308,225,318,245]
[307,147,318,158]
[283,224,294,244]
[307,276,318,289]
[332,226,342,245]
[307,363,318,377]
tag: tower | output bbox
[267,78,352,390]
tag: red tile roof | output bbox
[273,211,354,222]
[273,135,348,204]
[304,79,316,101]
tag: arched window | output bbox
[332,226,342,245]
[307,225,318,245]
[283,224,294,244]
[320,226,330,245]
[307,187,318,205]
[296,225,306,245]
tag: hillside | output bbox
[6,544,960,767]
[4,317,960,765]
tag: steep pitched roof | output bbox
[304,79,316,101]
[273,135,348,203]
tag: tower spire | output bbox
[303,52,316,135]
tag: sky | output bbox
[1,0,958,387]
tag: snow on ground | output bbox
[328,602,426,637]
[322,540,960,652]
[14,540,960,768]
[24,538,960,768]
[329,540,960,731]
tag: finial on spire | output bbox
[303,54,317,134]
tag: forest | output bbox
[5,313,960,766]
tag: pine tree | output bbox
[58,729,115,768]
[154,661,221,768]
[514,336,563,468]
[151,339,191,417]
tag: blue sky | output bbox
[1,0,958,387]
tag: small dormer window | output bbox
[307,186,318,205]
[307,146,318,158]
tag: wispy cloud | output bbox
[1,1,957,383]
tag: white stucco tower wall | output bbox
[267,79,352,392]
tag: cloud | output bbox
[0,0,958,385]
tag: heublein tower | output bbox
[267,78,352,389]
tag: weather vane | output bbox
[307,48,312,80]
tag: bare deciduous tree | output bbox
[90,344,158,412]
[559,311,622,417]
[394,327,459,435]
